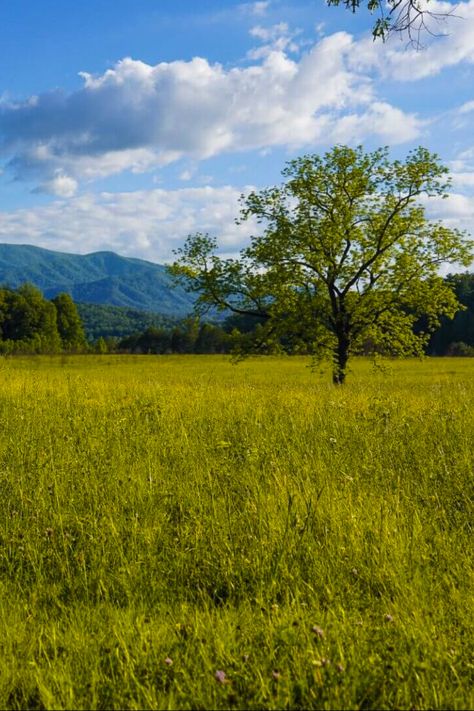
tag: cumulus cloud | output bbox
[34,172,78,197]
[0,186,258,262]
[0,31,424,192]
[329,102,422,144]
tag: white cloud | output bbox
[451,171,474,187]
[179,169,194,181]
[459,99,474,114]
[449,145,474,172]
[35,172,78,197]
[0,32,423,191]
[422,191,474,254]
[0,186,258,262]
[418,187,474,270]
[240,1,270,16]
[315,22,326,36]
[1,181,470,267]
[330,102,423,144]
[248,22,302,58]
[252,1,270,15]
[249,22,289,42]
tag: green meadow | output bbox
[0,355,472,710]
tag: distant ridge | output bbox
[0,244,194,316]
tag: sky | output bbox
[0,0,473,264]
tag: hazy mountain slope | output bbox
[0,244,194,316]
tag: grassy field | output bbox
[0,354,472,710]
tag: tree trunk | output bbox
[332,331,350,385]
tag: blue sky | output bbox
[0,0,473,263]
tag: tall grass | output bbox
[0,355,472,709]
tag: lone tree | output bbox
[326,0,460,45]
[171,146,472,384]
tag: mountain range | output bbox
[0,244,195,316]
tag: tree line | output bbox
[0,285,86,354]
[0,274,473,357]
[427,273,474,356]
[117,273,474,357]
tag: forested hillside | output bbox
[0,244,194,315]
[76,303,178,341]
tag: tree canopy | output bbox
[52,293,87,352]
[0,285,86,354]
[327,0,459,45]
[171,145,473,384]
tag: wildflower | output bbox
[215,670,227,684]
[164,657,173,666]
